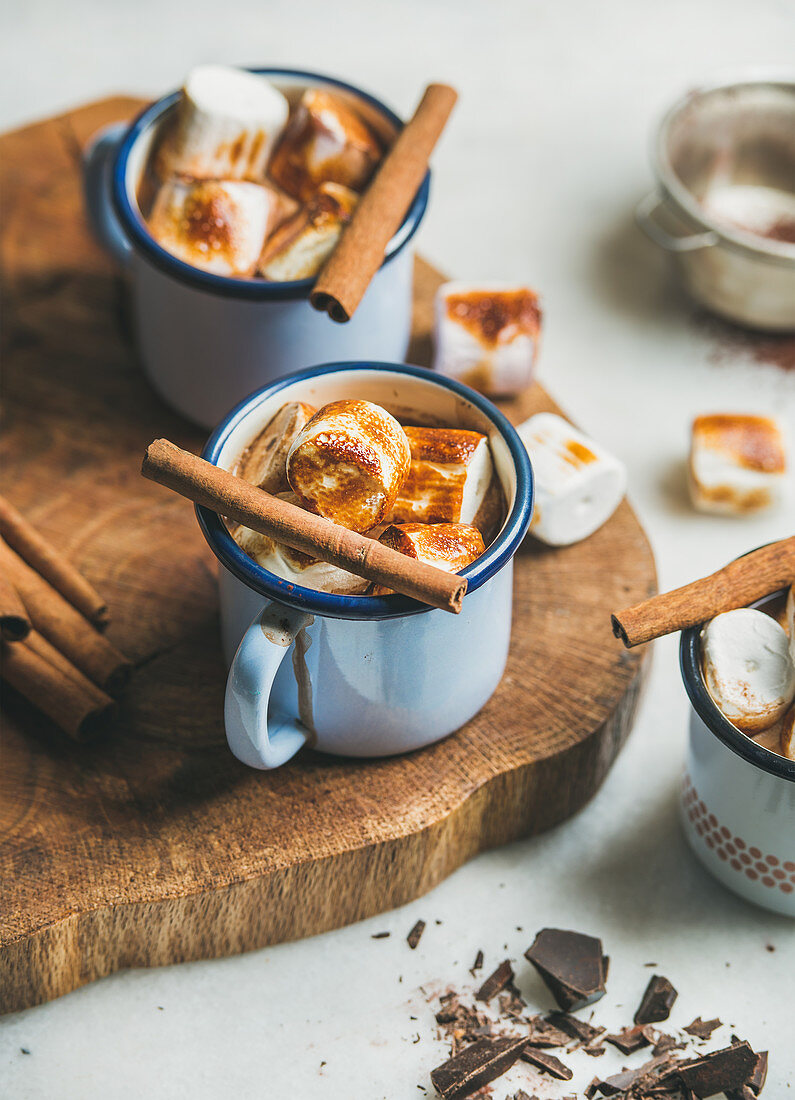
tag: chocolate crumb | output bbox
[371,931,390,939]
[765,943,775,952]
[605,1025,651,1054]
[525,1015,571,1048]
[20,1048,30,1055]
[470,950,484,976]
[407,920,426,949]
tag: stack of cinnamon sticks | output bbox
[0,495,129,740]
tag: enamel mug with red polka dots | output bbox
[680,613,795,917]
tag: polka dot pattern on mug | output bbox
[683,775,795,894]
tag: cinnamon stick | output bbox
[310,82,458,322]
[0,571,31,642]
[0,494,109,627]
[0,537,131,690]
[142,439,467,614]
[2,631,116,741]
[612,536,795,647]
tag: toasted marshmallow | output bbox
[233,503,368,595]
[156,65,289,181]
[258,182,358,281]
[433,282,542,396]
[268,88,381,202]
[516,412,626,546]
[781,704,795,760]
[237,401,317,494]
[287,399,411,532]
[372,522,484,595]
[701,608,795,733]
[387,426,502,539]
[148,179,278,276]
[787,586,794,658]
[689,414,787,515]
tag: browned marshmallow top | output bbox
[446,288,542,347]
[286,399,411,532]
[390,426,493,529]
[691,414,786,473]
[378,522,485,572]
[236,401,317,493]
[269,89,381,203]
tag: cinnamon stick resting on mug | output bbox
[142,439,467,614]
[612,536,795,647]
[310,82,458,322]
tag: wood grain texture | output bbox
[0,99,657,1015]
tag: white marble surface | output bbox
[2,1,794,1096]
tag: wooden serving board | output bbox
[0,99,656,1015]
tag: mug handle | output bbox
[635,191,719,253]
[225,602,312,770]
[83,123,133,269]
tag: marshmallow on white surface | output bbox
[432,282,542,396]
[516,412,626,546]
[388,426,501,537]
[701,608,795,733]
[232,503,369,596]
[688,414,787,515]
[286,399,411,532]
[237,401,317,494]
[156,65,289,182]
[148,179,277,277]
[258,182,358,281]
[268,88,381,202]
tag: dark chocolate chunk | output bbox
[407,920,426,949]
[725,1049,767,1099]
[665,1041,757,1097]
[430,1036,528,1100]
[591,1053,679,1096]
[605,1025,651,1054]
[545,1011,604,1044]
[519,1047,573,1080]
[524,928,606,1011]
[525,1015,571,1048]
[634,974,678,1025]
[475,959,514,1003]
[683,1016,722,1041]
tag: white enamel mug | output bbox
[680,600,795,917]
[197,362,534,770]
[83,70,429,428]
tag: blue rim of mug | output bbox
[680,566,795,782]
[111,68,431,300]
[197,361,534,620]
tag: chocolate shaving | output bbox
[407,920,426,949]
[683,1017,722,1041]
[653,1032,686,1057]
[476,959,514,1003]
[371,931,390,939]
[470,950,484,975]
[519,1047,573,1080]
[634,975,678,1025]
[524,928,607,1012]
[545,1011,604,1044]
[508,1092,537,1100]
[430,1036,528,1100]
[525,1015,571,1048]
[591,1052,680,1096]
[498,984,527,1019]
[605,1025,651,1054]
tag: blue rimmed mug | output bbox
[83,70,430,428]
[198,362,534,769]
[680,588,795,917]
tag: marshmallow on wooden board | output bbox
[286,399,411,532]
[371,522,485,595]
[148,179,278,277]
[258,182,358,281]
[232,496,368,596]
[156,65,289,182]
[236,402,317,494]
[432,282,542,396]
[688,414,787,515]
[701,608,795,733]
[515,412,626,546]
[387,426,502,538]
[268,88,381,203]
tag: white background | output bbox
[1,1,794,1096]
